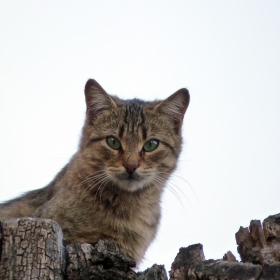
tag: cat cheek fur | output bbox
[0,79,190,265]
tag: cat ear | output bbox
[84,79,117,119]
[155,88,190,128]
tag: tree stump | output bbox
[169,243,205,280]
[0,218,65,280]
[137,264,168,280]
[0,218,168,280]
[66,240,137,279]
[236,214,280,265]
[2,214,280,279]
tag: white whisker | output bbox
[153,174,186,210]
[94,176,110,204]
[79,172,108,203]
[157,171,198,203]
[75,171,107,189]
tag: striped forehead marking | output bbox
[123,100,145,133]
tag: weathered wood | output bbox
[66,240,169,279]
[0,218,65,280]
[222,251,237,262]
[0,221,3,262]
[66,240,137,279]
[0,218,169,280]
[168,214,280,280]
[236,214,280,265]
[137,264,168,280]
[1,215,280,279]
[191,260,262,280]
[169,243,205,280]
[169,244,263,280]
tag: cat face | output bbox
[80,79,189,192]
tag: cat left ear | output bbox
[155,88,190,128]
[84,79,117,119]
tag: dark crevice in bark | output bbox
[1,214,280,279]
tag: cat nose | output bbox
[124,163,139,174]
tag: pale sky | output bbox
[0,0,280,273]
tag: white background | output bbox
[1,0,280,273]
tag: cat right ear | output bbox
[84,79,117,119]
[154,88,190,129]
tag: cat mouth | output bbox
[109,172,154,192]
[108,170,152,192]
[123,173,142,181]
[115,171,144,182]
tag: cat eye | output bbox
[107,136,121,150]
[143,139,159,152]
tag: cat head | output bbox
[80,79,189,192]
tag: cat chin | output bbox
[108,170,151,192]
[113,179,151,193]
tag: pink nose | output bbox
[124,163,139,174]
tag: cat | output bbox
[0,79,190,264]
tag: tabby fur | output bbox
[0,79,190,264]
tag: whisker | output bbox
[94,176,110,204]
[151,178,162,192]
[98,177,110,203]
[79,173,108,202]
[157,171,198,204]
[171,174,198,203]
[164,178,191,204]
[167,180,190,204]
[76,158,104,166]
[75,171,107,188]
[153,175,186,211]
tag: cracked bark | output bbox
[1,214,280,280]
[169,213,280,280]
[0,218,65,280]
[0,218,168,280]
[66,240,137,279]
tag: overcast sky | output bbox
[1,0,280,272]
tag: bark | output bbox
[137,264,168,280]
[223,251,238,262]
[0,218,168,280]
[168,213,280,280]
[190,260,262,280]
[1,214,280,280]
[0,218,65,280]
[236,214,280,265]
[169,244,205,280]
[66,240,137,280]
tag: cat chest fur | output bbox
[97,188,162,263]
[74,184,162,263]
[0,78,190,265]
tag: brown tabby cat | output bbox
[0,79,190,264]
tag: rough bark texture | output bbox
[0,218,168,280]
[168,213,280,280]
[169,244,205,280]
[190,259,262,280]
[0,218,65,280]
[169,246,268,280]
[236,214,280,265]
[223,251,238,262]
[137,264,168,280]
[169,244,262,280]
[66,240,137,279]
[1,214,280,279]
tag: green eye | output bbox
[143,139,159,152]
[107,136,121,150]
